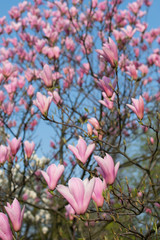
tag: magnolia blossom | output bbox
[33,92,52,116]
[57,177,95,215]
[96,38,118,67]
[126,64,138,80]
[0,145,8,164]
[7,137,21,156]
[65,204,75,220]
[41,164,64,190]
[97,76,117,98]
[121,25,136,38]
[0,213,13,240]
[99,92,115,110]
[94,154,120,185]
[150,137,154,145]
[88,118,100,130]
[24,141,35,158]
[126,96,144,120]
[68,137,95,164]
[48,91,62,105]
[27,85,35,97]
[87,124,93,135]
[5,198,25,232]
[40,64,53,87]
[92,178,106,207]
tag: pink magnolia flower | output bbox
[68,137,95,164]
[126,64,138,80]
[92,0,97,8]
[24,141,35,158]
[0,213,13,240]
[88,118,100,130]
[113,29,125,42]
[121,25,136,38]
[87,124,93,135]
[145,208,152,214]
[33,92,52,116]
[139,64,148,76]
[48,91,62,105]
[65,37,75,52]
[2,102,14,116]
[0,90,5,103]
[2,61,15,77]
[65,204,75,220]
[154,203,160,208]
[18,76,25,88]
[97,76,117,98]
[128,2,140,14]
[27,85,35,97]
[22,193,28,201]
[0,145,8,164]
[35,39,46,52]
[40,64,53,88]
[126,96,144,120]
[99,92,115,110]
[137,191,143,197]
[92,178,106,207]
[7,137,21,156]
[5,198,25,232]
[41,164,64,190]
[94,154,120,185]
[96,38,118,67]
[51,46,60,59]
[57,177,95,215]
[144,0,152,6]
[150,137,154,145]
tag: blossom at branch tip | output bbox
[5,198,25,232]
[94,154,120,185]
[87,123,93,135]
[96,38,118,67]
[57,177,95,215]
[33,92,52,116]
[126,96,144,120]
[24,141,35,158]
[121,25,136,38]
[99,92,115,110]
[68,137,95,164]
[0,145,8,164]
[65,204,75,220]
[7,137,21,156]
[88,118,100,130]
[92,178,106,207]
[0,213,13,240]
[40,64,53,88]
[126,64,138,80]
[48,91,63,105]
[97,76,117,98]
[41,164,64,190]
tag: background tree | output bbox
[0,0,159,239]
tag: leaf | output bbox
[84,107,89,113]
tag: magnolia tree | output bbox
[0,0,159,239]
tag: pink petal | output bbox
[76,138,87,159]
[68,145,81,160]
[84,143,95,163]
[83,178,95,212]
[115,162,120,177]
[56,184,78,213]
[68,178,85,212]
[126,104,137,115]
[41,171,50,186]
